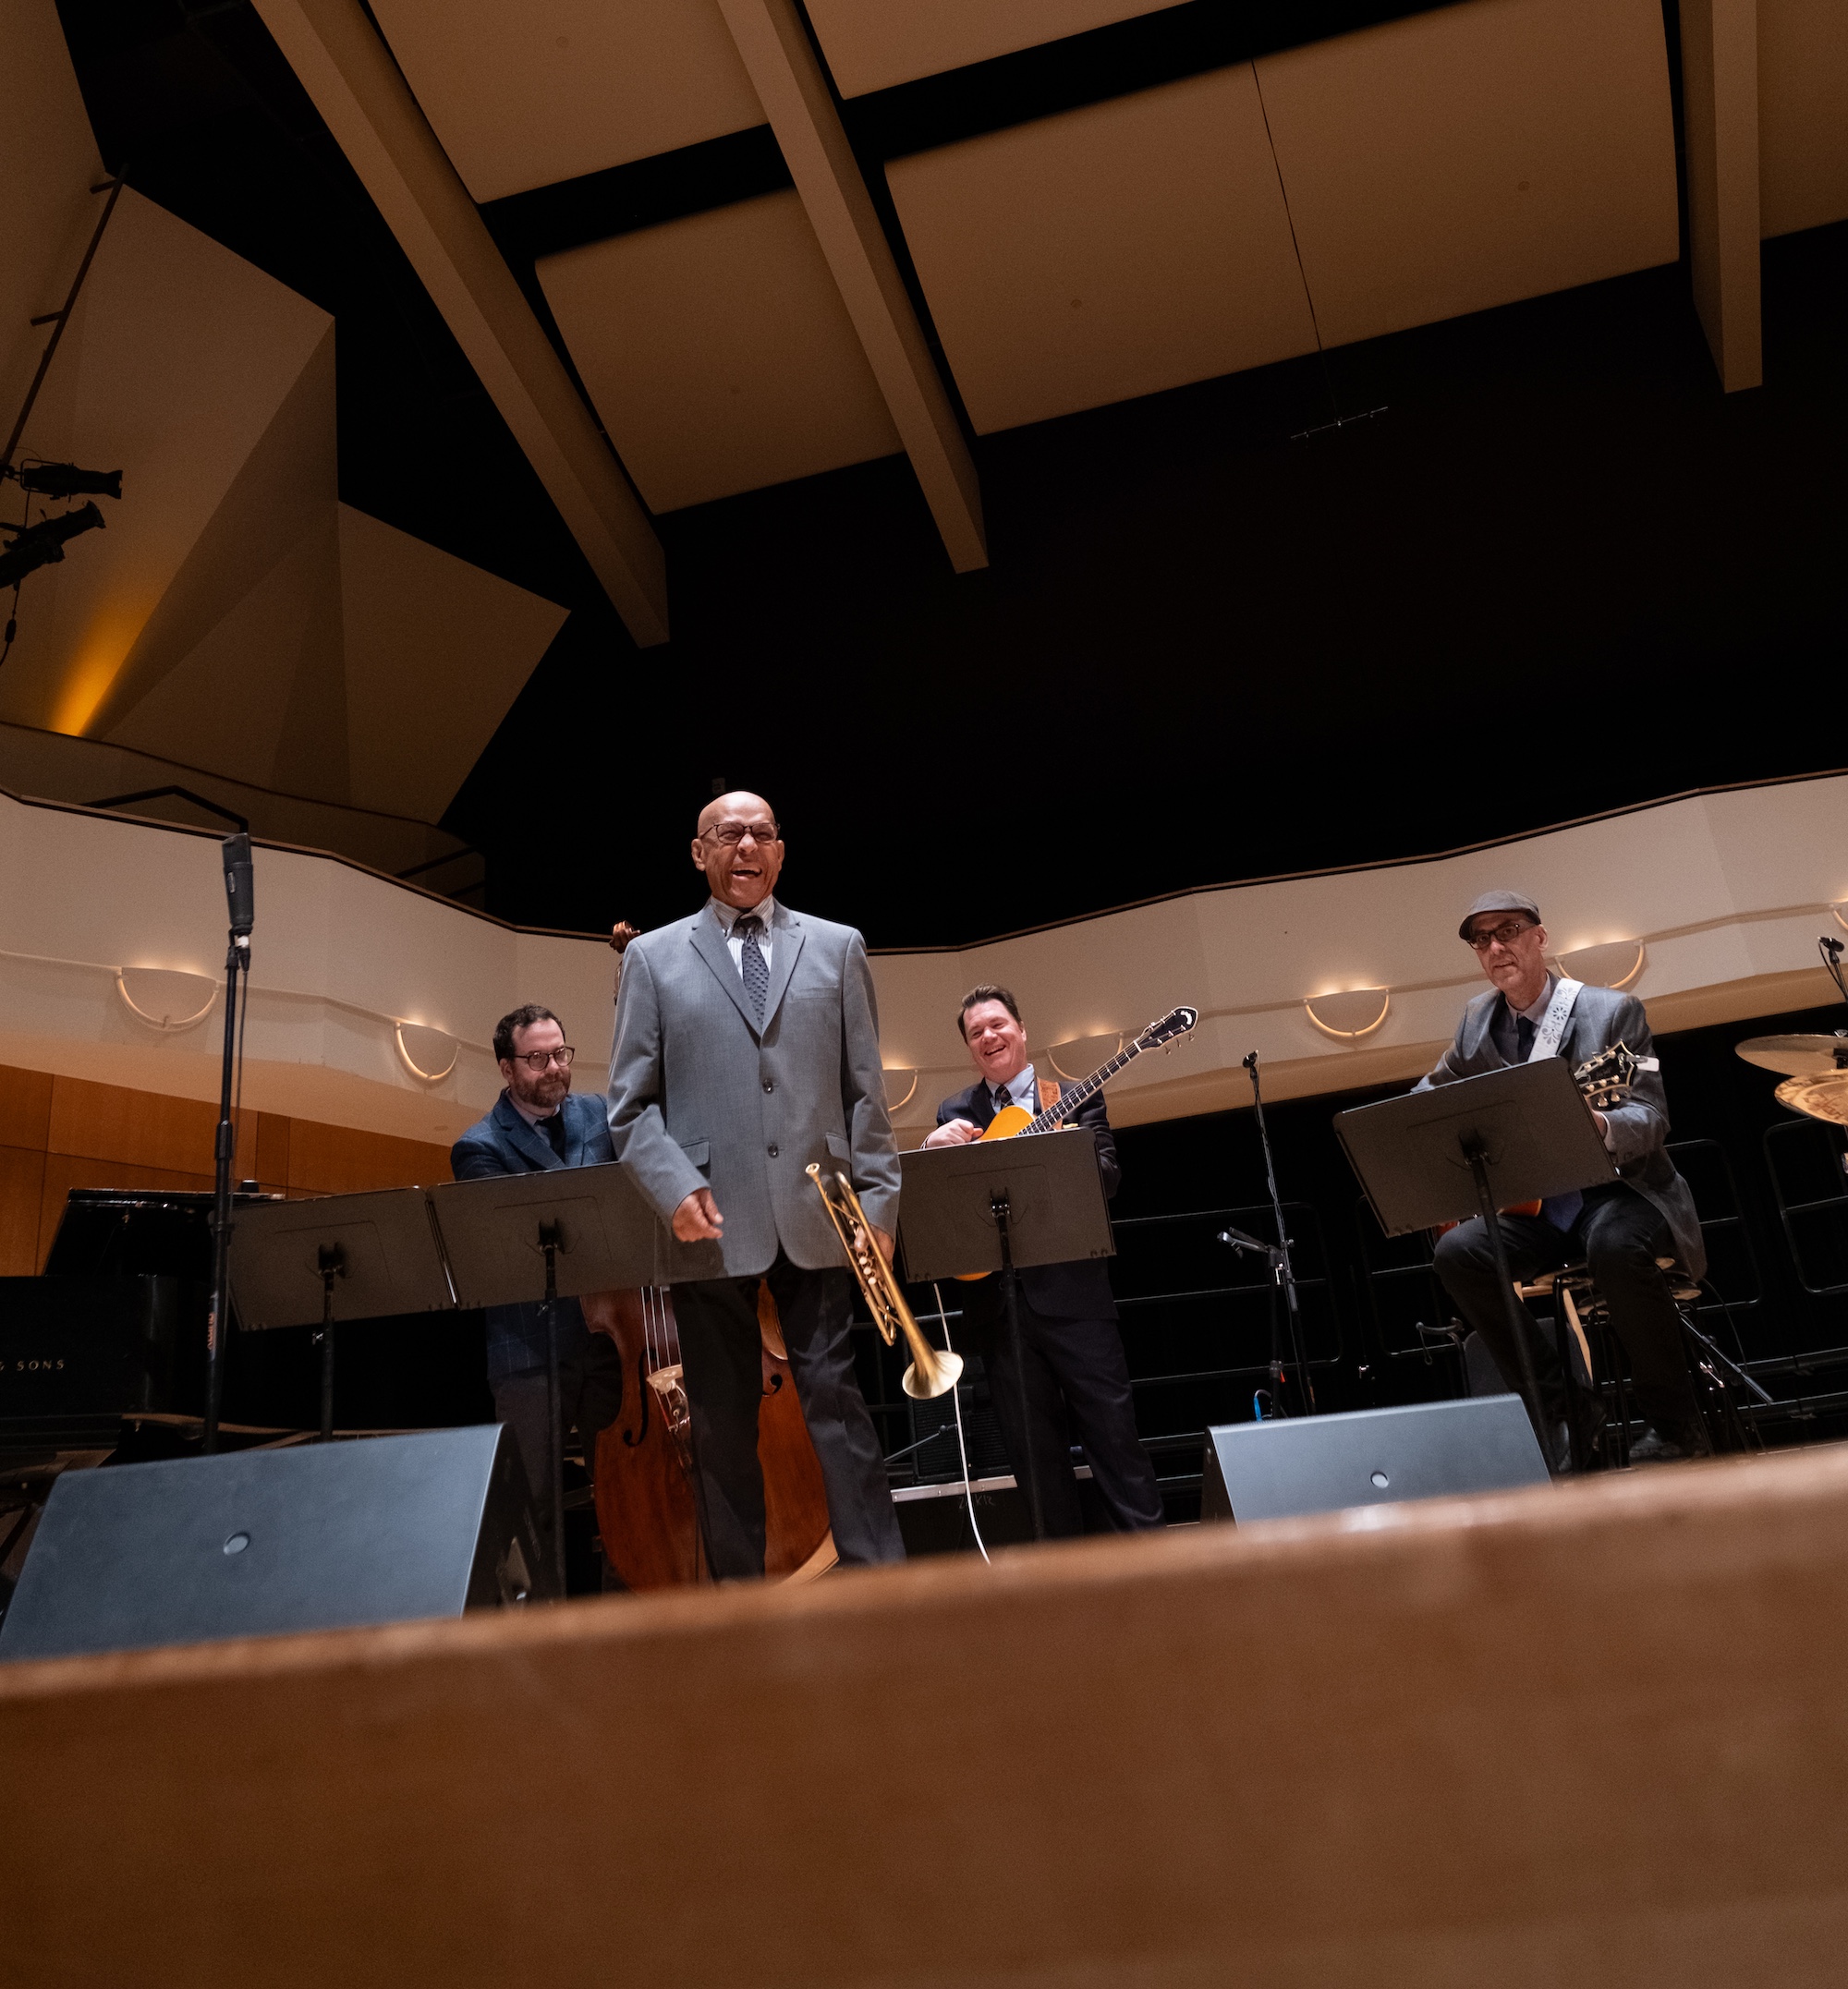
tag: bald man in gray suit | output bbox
[606,791,904,1579]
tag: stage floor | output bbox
[6,1448,1848,1985]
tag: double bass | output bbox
[585,923,836,1591]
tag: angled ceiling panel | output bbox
[1258,0,1679,349]
[366,0,764,202]
[0,0,103,416]
[0,188,334,740]
[338,506,567,821]
[1759,0,1848,238]
[887,67,1319,435]
[805,0,1185,97]
[108,510,344,793]
[538,191,901,511]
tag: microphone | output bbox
[222,832,254,938]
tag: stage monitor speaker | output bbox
[1200,1396,1549,1525]
[0,1425,549,1664]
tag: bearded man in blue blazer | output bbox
[451,1004,624,1549]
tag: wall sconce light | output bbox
[1832,904,1847,934]
[1556,940,1645,989]
[1305,989,1391,1040]
[116,966,216,1031]
[1046,1033,1124,1079]
[882,1068,918,1112]
[396,1022,459,1083]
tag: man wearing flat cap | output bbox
[1418,891,1710,1467]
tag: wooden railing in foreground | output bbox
[6,1449,1848,1985]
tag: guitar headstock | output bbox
[1134,1006,1199,1053]
[1575,1041,1640,1110]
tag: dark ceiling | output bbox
[52,0,1848,948]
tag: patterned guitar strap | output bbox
[1525,977,1584,1064]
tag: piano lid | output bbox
[43,1190,283,1281]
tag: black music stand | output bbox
[230,1189,454,1443]
[897,1132,1114,1542]
[428,1164,663,1591]
[1334,1061,1618,1462]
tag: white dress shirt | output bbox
[989,1062,1039,1115]
[711,894,777,980]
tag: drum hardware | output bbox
[1734,938,1848,1125]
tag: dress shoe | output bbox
[1628,1419,1714,1466]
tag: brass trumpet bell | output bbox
[806,1164,963,1401]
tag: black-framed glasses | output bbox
[701,820,779,847]
[510,1045,575,1071]
[1467,919,1536,952]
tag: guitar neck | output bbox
[1025,1042,1143,1134]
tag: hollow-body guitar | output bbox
[956,1004,1199,1280]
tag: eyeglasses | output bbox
[1467,919,1536,952]
[509,1046,575,1071]
[701,820,779,847]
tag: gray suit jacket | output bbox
[605,899,899,1280]
[1416,981,1705,1278]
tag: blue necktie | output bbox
[736,916,769,1025]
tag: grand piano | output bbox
[0,1190,493,1598]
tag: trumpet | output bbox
[807,1163,962,1401]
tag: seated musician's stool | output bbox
[1520,1260,1729,1467]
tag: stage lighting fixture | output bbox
[0,502,106,589]
[16,462,122,502]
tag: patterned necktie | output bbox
[736,915,769,1025]
[991,1084,1012,1118]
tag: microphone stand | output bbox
[203,835,254,1455]
[1241,1052,1315,1415]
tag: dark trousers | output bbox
[672,1253,906,1580]
[1431,1183,1703,1436]
[491,1330,626,1554]
[956,1292,1164,1537]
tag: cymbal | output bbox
[1775,1073,1848,1126]
[1735,1033,1848,1078]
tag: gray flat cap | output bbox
[1458,890,1541,940]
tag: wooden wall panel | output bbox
[0,1145,48,1276]
[0,1066,54,1151]
[286,1119,452,1195]
[0,1063,452,1264]
[254,1113,291,1194]
[46,1077,220,1174]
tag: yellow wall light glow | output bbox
[50,603,155,736]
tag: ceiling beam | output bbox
[249,0,671,644]
[715,0,988,572]
[1678,0,1763,392]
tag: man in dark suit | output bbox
[927,984,1163,1537]
[450,1003,624,1549]
[1422,891,1710,1468]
